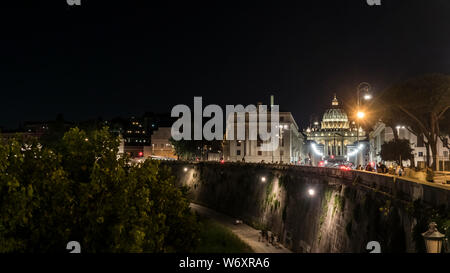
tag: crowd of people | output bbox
[356,162,405,176]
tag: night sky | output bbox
[1,1,450,129]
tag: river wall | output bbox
[164,162,450,253]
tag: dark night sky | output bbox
[1,1,450,129]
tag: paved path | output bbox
[190,203,291,253]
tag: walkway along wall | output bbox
[164,162,450,253]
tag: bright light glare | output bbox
[261,177,266,182]
[348,144,364,157]
[308,189,315,196]
[183,167,188,172]
[357,111,365,119]
[311,143,324,156]
[363,94,372,100]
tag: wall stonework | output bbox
[164,162,450,253]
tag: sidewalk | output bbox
[190,203,292,253]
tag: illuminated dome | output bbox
[322,109,348,122]
[321,95,350,129]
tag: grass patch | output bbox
[194,218,254,253]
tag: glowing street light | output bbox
[363,94,372,100]
[261,176,266,182]
[308,189,315,196]
[183,167,188,172]
[356,82,371,167]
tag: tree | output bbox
[169,137,197,160]
[379,139,413,166]
[439,110,450,150]
[378,74,450,170]
[39,114,70,150]
[0,136,72,252]
[170,137,223,161]
[0,127,199,252]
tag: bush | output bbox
[0,127,199,252]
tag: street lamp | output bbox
[356,82,372,166]
[363,94,372,100]
[422,222,446,253]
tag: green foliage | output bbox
[379,200,392,217]
[334,194,345,213]
[411,200,450,252]
[318,187,332,235]
[169,137,222,161]
[274,199,280,211]
[0,127,199,253]
[194,218,253,253]
[378,74,450,170]
[380,139,413,165]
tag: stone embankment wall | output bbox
[164,162,450,253]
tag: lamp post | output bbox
[356,82,371,166]
[422,222,446,253]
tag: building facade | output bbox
[369,122,450,171]
[144,127,177,159]
[223,110,303,163]
[304,95,367,166]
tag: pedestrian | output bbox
[376,162,382,173]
